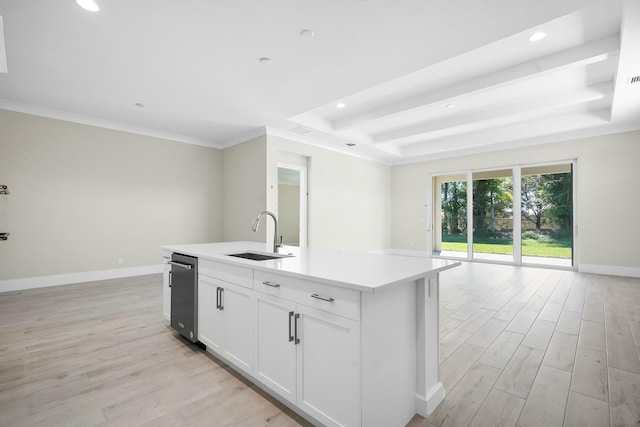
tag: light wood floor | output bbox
[0,275,311,426]
[1,264,639,426]
[410,262,640,427]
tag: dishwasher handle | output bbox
[169,261,193,270]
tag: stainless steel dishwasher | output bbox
[169,253,198,342]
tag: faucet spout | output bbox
[251,211,282,253]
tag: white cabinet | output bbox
[254,272,360,427]
[197,274,225,352]
[255,293,297,402]
[296,304,359,427]
[198,273,255,375]
[161,251,171,321]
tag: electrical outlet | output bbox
[117,257,124,265]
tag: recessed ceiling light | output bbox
[446,104,455,109]
[336,102,346,109]
[135,102,144,108]
[529,31,546,42]
[75,0,100,12]
[300,29,315,38]
[259,57,272,65]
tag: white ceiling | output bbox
[0,0,638,164]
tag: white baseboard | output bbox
[415,382,445,416]
[579,264,640,278]
[0,264,163,293]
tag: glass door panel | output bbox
[521,164,573,267]
[472,169,514,262]
[434,175,467,258]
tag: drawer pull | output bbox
[262,281,280,288]
[310,293,334,303]
[288,311,294,342]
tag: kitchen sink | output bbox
[227,251,294,261]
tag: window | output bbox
[431,161,575,268]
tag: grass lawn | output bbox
[442,236,572,258]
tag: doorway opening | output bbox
[277,163,307,248]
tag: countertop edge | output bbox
[161,243,461,293]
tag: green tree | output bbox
[441,181,467,234]
[473,178,511,237]
[521,173,572,232]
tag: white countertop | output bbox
[161,241,460,293]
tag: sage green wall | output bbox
[390,130,640,271]
[221,136,267,243]
[0,109,223,281]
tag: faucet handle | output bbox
[277,235,284,247]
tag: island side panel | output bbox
[416,274,444,415]
[361,280,417,427]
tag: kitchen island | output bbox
[161,241,459,427]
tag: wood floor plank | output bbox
[478,330,525,370]
[466,318,509,348]
[468,388,525,427]
[517,366,571,427]
[571,347,608,401]
[494,345,545,398]
[521,319,556,351]
[555,310,582,335]
[578,320,606,352]
[426,362,501,427]
[606,333,640,373]
[563,391,610,427]
[608,367,640,427]
[543,332,579,372]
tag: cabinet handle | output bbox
[169,261,192,270]
[288,311,294,342]
[219,287,224,310]
[294,313,300,345]
[262,281,280,288]
[216,287,225,310]
[310,293,334,303]
[168,271,172,288]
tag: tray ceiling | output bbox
[0,0,638,164]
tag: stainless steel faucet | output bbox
[251,211,282,253]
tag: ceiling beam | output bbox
[611,0,640,122]
[372,82,614,144]
[400,108,613,158]
[332,36,619,131]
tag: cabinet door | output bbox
[254,293,297,404]
[296,305,360,427]
[221,282,255,374]
[162,255,171,321]
[197,275,225,353]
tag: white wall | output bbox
[390,130,640,275]
[0,109,223,284]
[267,135,391,252]
[221,136,267,243]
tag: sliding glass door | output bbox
[435,174,468,259]
[432,162,574,268]
[520,164,573,267]
[472,169,514,262]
